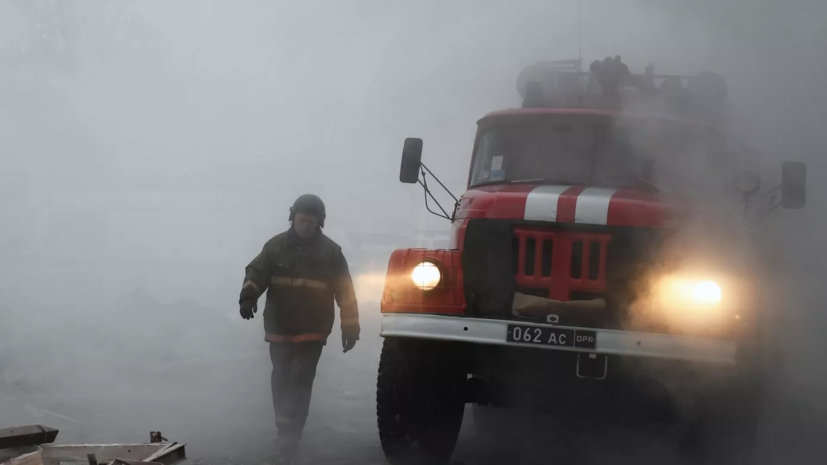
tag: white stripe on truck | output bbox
[574,187,617,225]
[524,185,572,222]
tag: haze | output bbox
[1,1,825,464]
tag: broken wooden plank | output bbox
[0,426,59,450]
[42,445,165,463]
[0,449,36,464]
[141,443,186,465]
[111,459,162,465]
[1,450,44,465]
[0,445,164,464]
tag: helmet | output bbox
[289,194,326,228]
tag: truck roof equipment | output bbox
[516,56,728,124]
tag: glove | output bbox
[239,283,260,320]
[342,324,360,353]
[240,299,257,320]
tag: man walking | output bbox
[239,194,360,461]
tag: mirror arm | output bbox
[741,185,779,224]
[750,185,781,206]
[419,171,452,221]
[750,190,781,227]
[421,163,459,203]
[751,201,780,227]
[415,163,458,221]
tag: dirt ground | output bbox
[1,296,825,465]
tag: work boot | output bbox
[275,440,298,464]
[275,429,300,464]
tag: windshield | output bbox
[470,116,733,194]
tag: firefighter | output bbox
[589,55,633,108]
[238,194,360,461]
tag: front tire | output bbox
[376,338,467,465]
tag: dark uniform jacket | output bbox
[240,228,359,343]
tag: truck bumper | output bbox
[380,313,737,365]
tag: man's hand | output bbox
[240,299,257,320]
[342,325,360,353]
[239,282,260,320]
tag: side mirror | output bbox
[400,138,423,184]
[781,161,806,209]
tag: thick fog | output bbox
[1,0,825,464]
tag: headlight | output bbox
[692,280,722,305]
[411,261,441,290]
[657,278,722,310]
[641,274,746,335]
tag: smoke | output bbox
[634,2,827,464]
[1,0,825,463]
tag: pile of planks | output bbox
[0,426,186,465]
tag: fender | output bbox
[381,248,465,315]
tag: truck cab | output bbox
[375,57,807,465]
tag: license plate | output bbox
[506,324,597,350]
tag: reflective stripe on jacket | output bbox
[240,228,359,343]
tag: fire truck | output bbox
[375,56,807,465]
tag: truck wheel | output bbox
[376,337,466,465]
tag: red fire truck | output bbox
[375,57,807,465]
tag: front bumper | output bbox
[380,313,737,365]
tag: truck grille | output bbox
[512,226,612,301]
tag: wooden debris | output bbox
[2,450,44,465]
[0,427,185,465]
[0,443,186,465]
[111,459,163,465]
[0,426,58,450]
[142,443,186,465]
